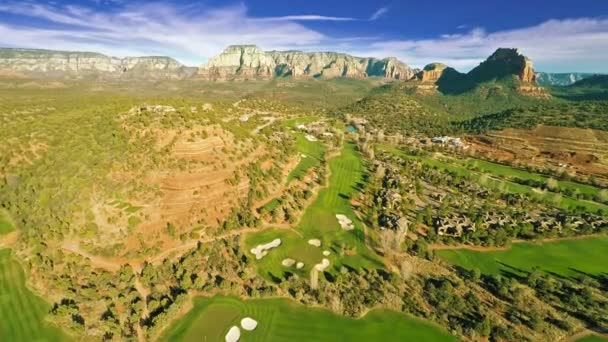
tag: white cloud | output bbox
[0,1,606,72]
[369,7,388,21]
[258,15,355,22]
[345,18,608,72]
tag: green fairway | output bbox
[160,296,455,342]
[437,236,608,277]
[378,145,608,213]
[576,334,608,342]
[0,249,68,342]
[287,133,325,182]
[0,212,14,235]
[464,158,603,198]
[246,141,382,281]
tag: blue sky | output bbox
[1,0,607,72]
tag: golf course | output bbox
[0,249,67,341]
[437,236,608,277]
[160,296,455,342]
[246,141,382,281]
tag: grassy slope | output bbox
[246,141,381,281]
[437,236,608,277]
[160,296,455,342]
[0,249,68,341]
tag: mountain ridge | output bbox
[198,45,417,80]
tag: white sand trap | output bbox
[323,250,330,256]
[315,258,330,272]
[308,239,321,247]
[282,258,296,267]
[225,326,240,342]
[305,134,318,142]
[241,317,258,331]
[250,238,281,260]
[296,262,304,269]
[336,214,354,231]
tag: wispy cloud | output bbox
[346,18,608,72]
[0,1,606,72]
[259,15,355,22]
[369,7,388,21]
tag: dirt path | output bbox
[430,233,607,252]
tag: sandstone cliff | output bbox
[416,63,449,83]
[0,48,196,79]
[198,45,415,80]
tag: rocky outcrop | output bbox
[0,48,196,79]
[416,63,448,82]
[519,58,536,83]
[198,45,415,80]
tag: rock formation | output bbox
[535,72,597,86]
[0,48,196,79]
[198,45,415,80]
[416,63,448,83]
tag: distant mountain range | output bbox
[0,46,600,94]
[198,45,417,80]
[535,72,599,86]
[0,48,196,79]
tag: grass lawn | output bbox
[576,334,608,342]
[378,145,608,213]
[160,296,455,342]
[437,236,608,278]
[246,141,382,282]
[464,158,602,198]
[0,249,68,341]
[286,133,325,183]
[0,213,14,235]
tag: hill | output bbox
[536,72,597,86]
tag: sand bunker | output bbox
[323,250,330,256]
[296,262,304,269]
[336,214,354,230]
[282,258,296,267]
[240,317,258,331]
[305,134,318,142]
[314,258,330,272]
[225,326,240,342]
[250,238,281,260]
[308,239,321,247]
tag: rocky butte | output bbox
[197,45,416,80]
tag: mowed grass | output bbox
[464,158,603,198]
[246,141,382,281]
[0,212,14,235]
[437,236,608,278]
[287,133,325,182]
[160,296,455,342]
[378,145,608,213]
[0,249,68,342]
[576,334,608,342]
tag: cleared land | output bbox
[246,141,382,281]
[437,236,608,277]
[0,249,67,341]
[160,296,455,342]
